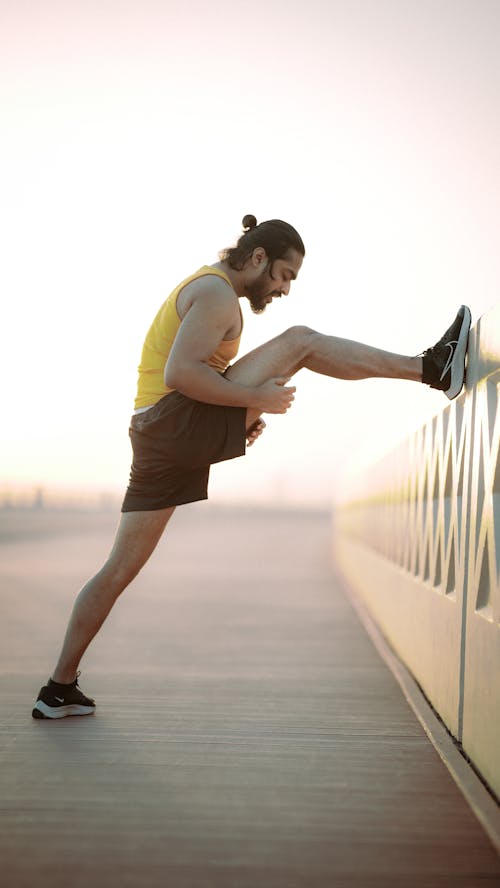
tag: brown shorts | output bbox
[121,392,247,512]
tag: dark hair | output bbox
[220,215,305,270]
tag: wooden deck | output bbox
[1,505,499,887]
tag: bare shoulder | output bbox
[177,271,238,322]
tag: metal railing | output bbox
[335,302,500,798]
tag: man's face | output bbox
[246,249,303,314]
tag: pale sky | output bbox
[1,0,499,506]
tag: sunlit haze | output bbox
[2,0,499,506]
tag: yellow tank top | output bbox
[134,266,242,409]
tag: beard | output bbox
[245,263,281,314]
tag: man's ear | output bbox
[251,247,268,267]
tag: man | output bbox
[32,215,471,719]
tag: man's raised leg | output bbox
[230,306,471,429]
[226,325,423,428]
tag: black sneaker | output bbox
[422,305,471,400]
[32,672,96,719]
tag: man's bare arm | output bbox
[164,287,294,414]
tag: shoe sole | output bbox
[32,701,96,719]
[445,305,472,400]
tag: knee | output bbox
[280,325,316,363]
[281,325,316,348]
[97,559,138,598]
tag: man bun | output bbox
[242,214,257,231]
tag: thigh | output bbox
[226,326,311,428]
[225,326,312,388]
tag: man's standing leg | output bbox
[32,507,174,718]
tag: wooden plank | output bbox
[1,505,499,887]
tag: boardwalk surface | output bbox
[1,505,499,887]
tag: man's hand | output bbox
[254,377,296,414]
[246,418,266,447]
